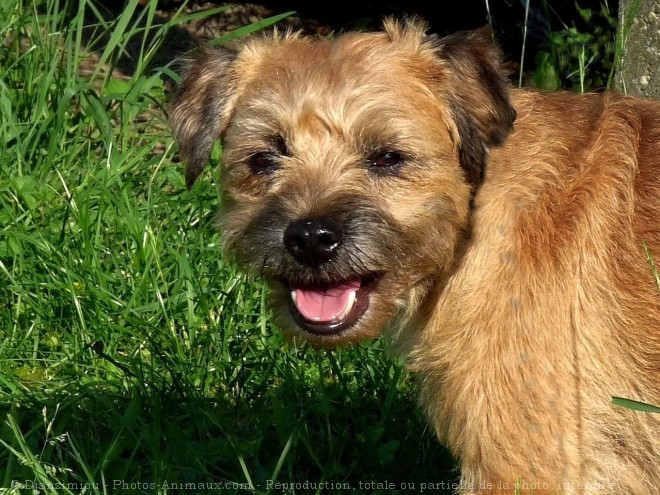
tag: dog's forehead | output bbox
[233,34,441,137]
[242,33,433,97]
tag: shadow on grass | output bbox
[1,341,457,494]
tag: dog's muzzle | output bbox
[282,216,374,335]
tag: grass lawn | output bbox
[0,1,455,493]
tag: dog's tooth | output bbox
[335,290,357,322]
[347,290,356,312]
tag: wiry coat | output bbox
[403,90,660,493]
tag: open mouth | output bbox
[287,276,376,335]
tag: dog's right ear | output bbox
[169,47,239,188]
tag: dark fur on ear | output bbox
[169,46,238,188]
[450,101,489,186]
[436,28,517,187]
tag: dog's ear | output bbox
[169,46,239,188]
[435,28,517,186]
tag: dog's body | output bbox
[170,19,660,494]
[406,90,660,493]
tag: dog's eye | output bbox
[248,152,279,174]
[368,151,404,174]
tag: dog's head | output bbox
[170,18,516,346]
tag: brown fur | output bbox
[170,18,660,494]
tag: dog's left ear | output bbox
[169,46,239,188]
[434,28,517,187]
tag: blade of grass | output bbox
[90,0,140,80]
[644,241,660,292]
[268,432,295,491]
[210,12,295,46]
[612,397,660,413]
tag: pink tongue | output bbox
[293,280,361,323]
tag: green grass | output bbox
[0,1,454,493]
[527,1,617,91]
[3,1,643,493]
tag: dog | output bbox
[169,18,660,494]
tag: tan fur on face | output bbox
[170,18,660,494]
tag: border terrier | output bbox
[170,18,660,494]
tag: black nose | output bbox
[284,218,343,266]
